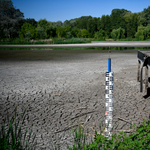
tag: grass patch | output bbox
[0,38,92,45]
[0,107,36,150]
[52,38,92,44]
[68,116,150,150]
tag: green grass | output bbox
[68,116,150,150]
[0,107,36,150]
[52,38,92,44]
[0,38,92,45]
[0,38,47,45]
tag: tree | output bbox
[81,29,89,38]
[94,29,106,40]
[124,13,139,38]
[87,18,98,38]
[46,23,57,38]
[55,21,63,26]
[37,19,57,38]
[36,26,46,39]
[110,9,129,34]
[139,6,150,26]
[0,0,24,38]
[71,27,80,37]
[76,16,92,29]
[19,22,36,39]
[111,9,131,17]
[135,24,150,40]
[56,25,71,38]
[97,15,111,38]
[25,18,37,27]
[111,27,125,40]
[144,24,150,39]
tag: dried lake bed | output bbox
[0,49,150,149]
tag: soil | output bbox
[0,49,149,149]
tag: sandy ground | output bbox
[0,49,150,149]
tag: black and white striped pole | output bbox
[105,48,114,139]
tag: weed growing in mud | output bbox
[0,107,36,150]
[68,115,150,150]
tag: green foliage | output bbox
[135,25,146,40]
[25,18,37,27]
[36,26,46,39]
[81,29,89,38]
[1,1,150,41]
[111,27,125,40]
[87,18,98,38]
[139,6,150,26]
[0,0,24,39]
[124,13,139,38]
[110,9,127,34]
[144,24,150,39]
[69,115,150,150]
[135,24,150,40]
[94,29,106,40]
[68,124,87,150]
[37,19,57,38]
[71,27,80,37]
[97,15,111,38]
[56,25,71,38]
[53,38,91,44]
[111,9,131,17]
[37,19,49,30]
[0,107,36,150]
[19,22,37,39]
[76,16,92,30]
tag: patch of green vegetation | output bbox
[0,107,36,150]
[53,38,92,44]
[0,38,47,45]
[68,116,150,150]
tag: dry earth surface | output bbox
[0,49,150,149]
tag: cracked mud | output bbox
[0,50,149,149]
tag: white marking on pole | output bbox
[105,72,114,139]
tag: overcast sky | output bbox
[12,0,150,22]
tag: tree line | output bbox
[1,0,150,41]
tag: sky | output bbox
[12,0,150,22]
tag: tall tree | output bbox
[124,13,139,38]
[110,9,130,32]
[135,25,145,40]
[56,25,71,38]
[0,0,24,38]
[94,29,106,40]
[81,29,89,38]
[25,18,37,27]
[87,17,98,38]
[19,22,36,39]
[37,19,57,38]
[71,27,80,37]
[139,6,150,26]
[76,16,92,29]
[111,27,125,40]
